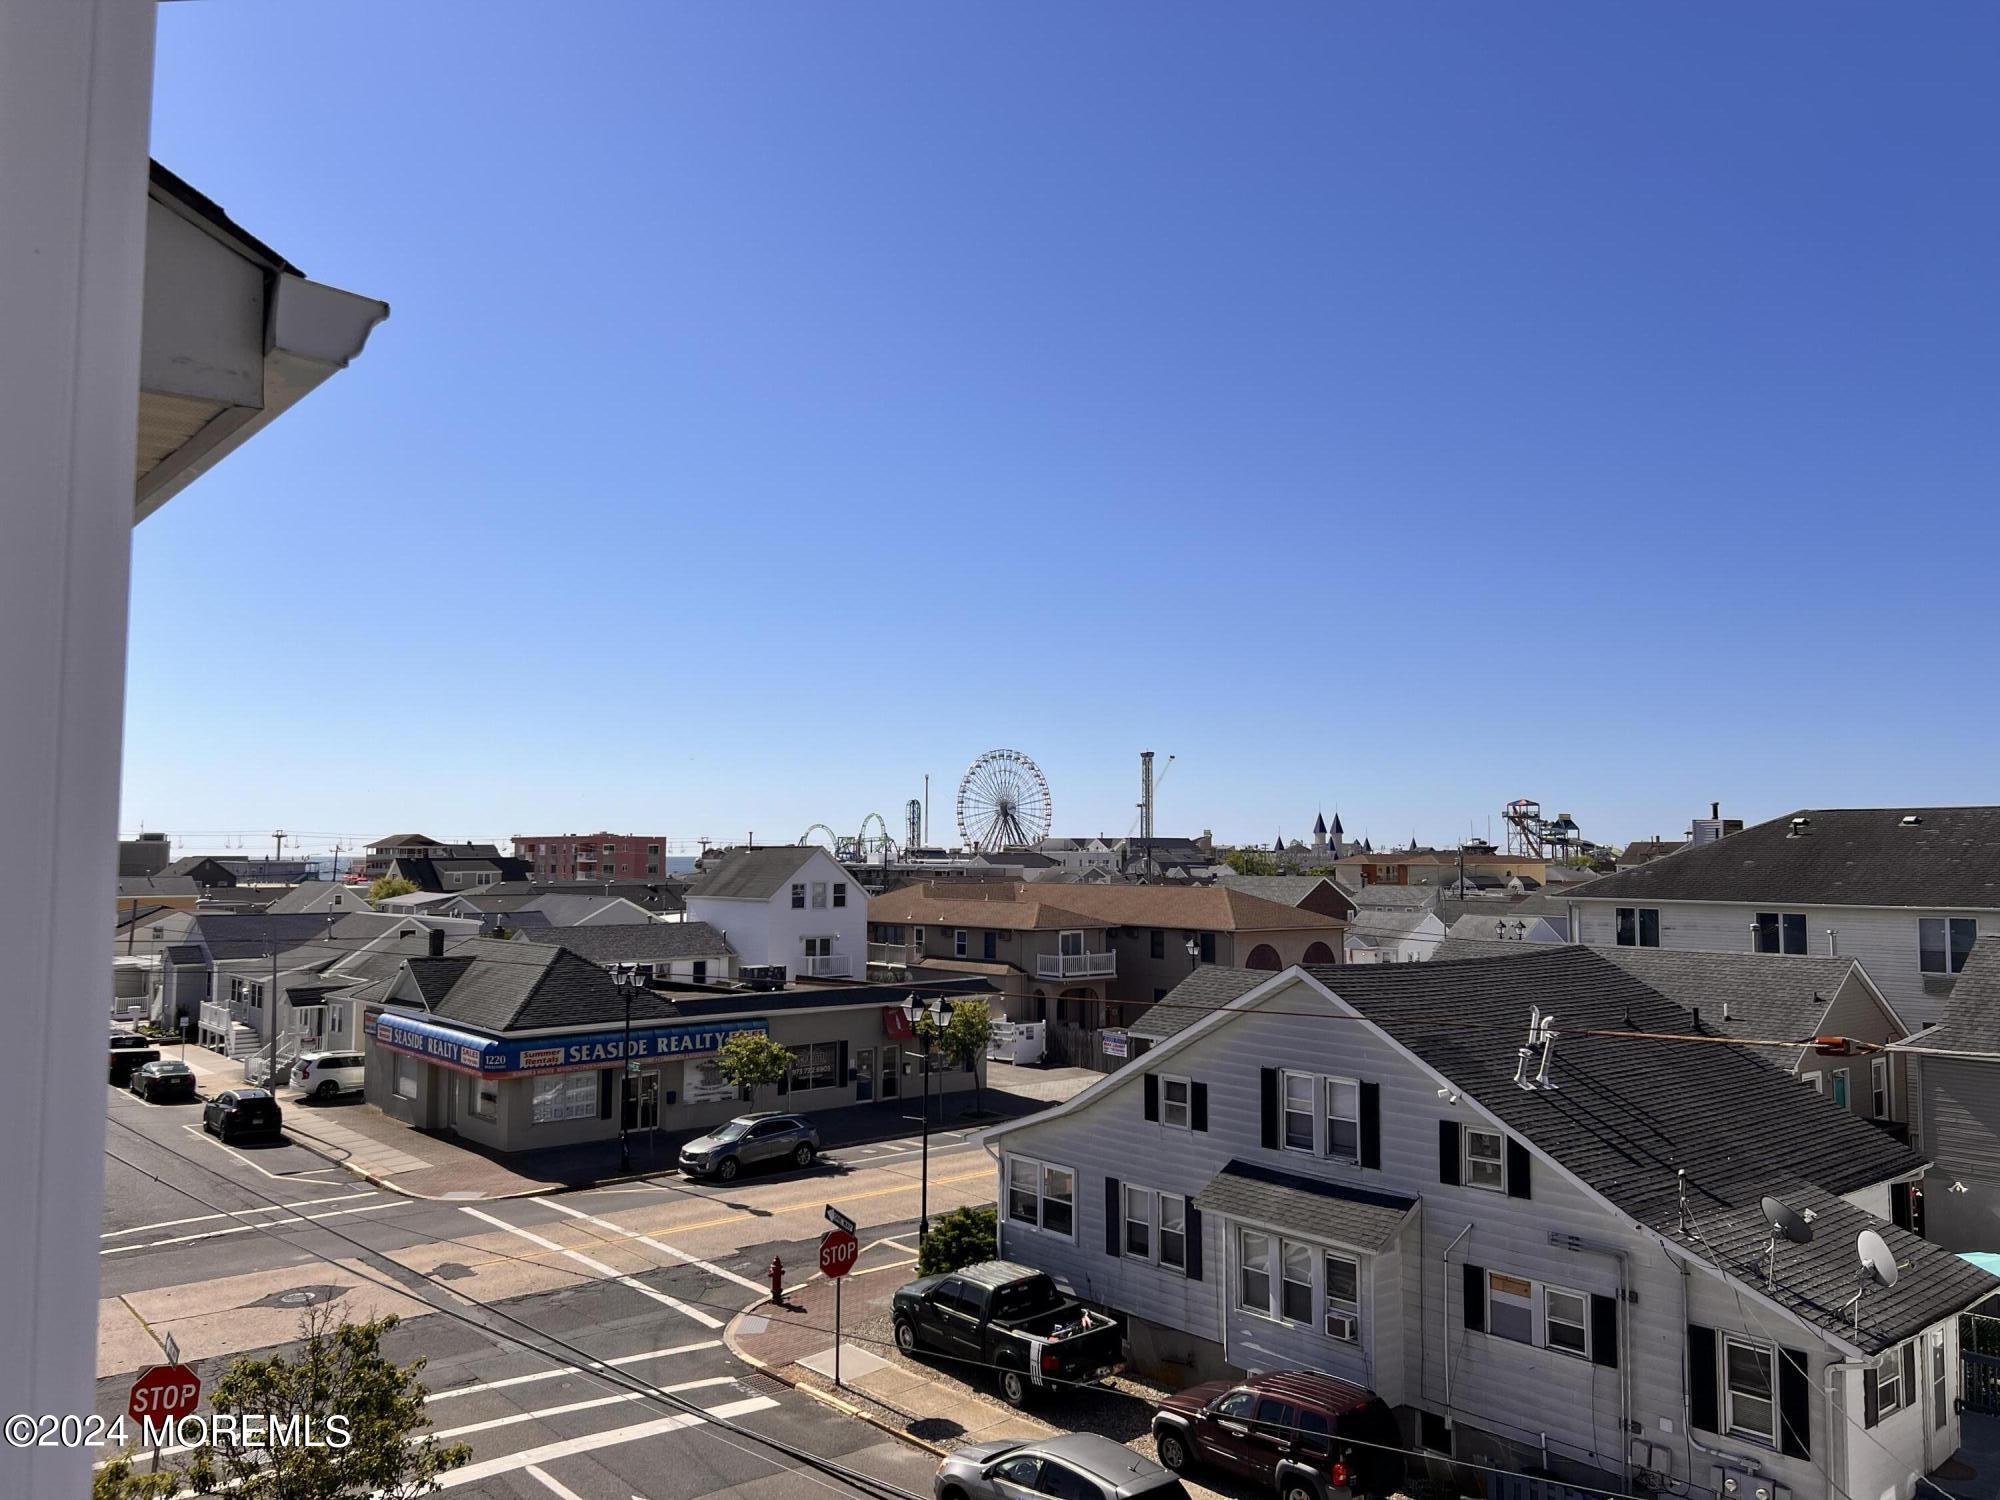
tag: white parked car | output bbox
[290,1050,365,1100]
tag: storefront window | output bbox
[788,1042,840,1092]
[394,1053,419,1100]
[532,1072,597,1123]
[468,1076,497,1121]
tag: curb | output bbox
[723,1288,951,1460]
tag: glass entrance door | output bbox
[855,1048,875,1102]
[623,1070,662,1130]
[881,1046,900,1099]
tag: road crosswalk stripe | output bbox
[101,1191,379,1238]
[524,1466,589,1500]
[436,1396,778,1488]
[426,1339,722,1402]
[428,1376,738,1440]
[543,1200,768,1295]
[100,1200,393,1255]
[458,1207,725,1328]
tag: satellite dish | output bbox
[1858,1230,1900,1289]
[1761,1195,1814,1246]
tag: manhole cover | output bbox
[430,1262,474,1281]
[252,1284,347,1310]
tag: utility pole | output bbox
[272,828,285,862]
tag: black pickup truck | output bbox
[109,1031,161,1085]
[891,1260,1124,1408]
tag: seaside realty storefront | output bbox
[363,987,984,1152]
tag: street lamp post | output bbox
[901,992,944,1243]
[1185,935,1201,971]
[613,963,640,1173]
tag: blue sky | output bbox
[128,2,2000,856]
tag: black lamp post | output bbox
[901,992,944,1242]
[1185,935,1201,971]
[613,962,640,1173]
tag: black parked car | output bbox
[128,1059,198,1104]
[108,1032,160,1085]
[203,1089,283,1144]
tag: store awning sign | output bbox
[368,1011,767,1078]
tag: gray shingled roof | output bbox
[1305,948,1985,1351]
[1212,874,1352,911]
[1131,966,1270,1043]
[189,912,345,961]
[690,846,821,901]
[1345,884,1437,911]
[417,939,683,1032]
[1196,1160,1416,1252]
[1566,807,2000,910]
[512,922,733,965]
[1909,935,2000,1054]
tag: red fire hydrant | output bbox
[768,1256,784,1305]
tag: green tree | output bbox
[177,1310,467,1498]
[937,996,994,1116]
[917,1204,997,1276]
[1222,848,1276,876]
[367,875,418,903]
[715,1030,792,1097]
[92,1457,176,1500]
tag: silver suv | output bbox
[678,1113,819,1181]
[290,1050,365,1100]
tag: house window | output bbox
[914,926,924,948]
[1616,907,1660,947]
[1464,1128,1506,1191]
[531,1071,597,1124]
[1876,1342,1909,1419]
[1487,1272,1535,1344]
[983,931,998,961]
[790,884,805,909]
[1004,1157,1074,1237]
[1724,1335,1777,1445]
[1544,1286,1591,1359]
[1123,1184,1153,1259]
[1919,916,1977,975]
[393,1052,420,1101]
[832,882,847,908]
[1149,929,1164,960]
[468,1079,497,1121]
[1325,1077,1360,1164]
[1238,1229,1272,1314]
[1803,1072,1823,1094]
[1933,1333,1948,1432]
[1158,1194,1187,1271]
[1756,912,1808,955]
[953,929,967,958]
[811,882,828,909]
[787,1042,839,1091]
[1324,1253,1360,1342]
[1281,1071,1315,1151]
[1871,1058,1891,1119]
[1281,1241,1313,1322]
[1198,932,1217,963]
[691,960,707,983]
[1160,1076,1191,1130]
[1830,1069,1849,1108]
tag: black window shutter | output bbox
[1184,1203,1203,1280]
[1506,1138,1532,1199]
[1864,1364,1880,1428]
[1902,1343,1918,1402]
[1462,1263,1486,1331]
[1688,1325,1720,1433]
[599,1070,615,1119]
[1261,1068,1280,1150]
[1590,1295,1618,1369]
[1360,1082,1381,1169]
[1191,1081,1208,1133]
[1143,1073,1159,1123]
[1891,1183,1914,1231]
[1104,1177,1122,1256]
[1779,1347,1811,1459]
[1439,1120,1462,1186]
[838,1041,849,1087]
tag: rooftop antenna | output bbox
[1513,1004,1542,1089]
[1532,1012,1559,1090]
[1758,1195,1815,1289]
[1676,1169,1693,1236]
[1845,1229,1901,1337]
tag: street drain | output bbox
[252,1284,347,1309]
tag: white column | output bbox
[0,0,157,1490]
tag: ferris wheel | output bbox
[956,749,1053,851]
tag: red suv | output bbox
[1151,1370,1405,1500]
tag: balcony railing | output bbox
[798,954,855,979]
[867,942,913,968]
[1037,951,1116,979]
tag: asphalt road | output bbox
[97,1083,990,1499]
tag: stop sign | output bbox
[818,1228,858,1278]
[129,1363,201,1425]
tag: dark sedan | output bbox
[128,1059,197,1104]
[203,1089,284,1144]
